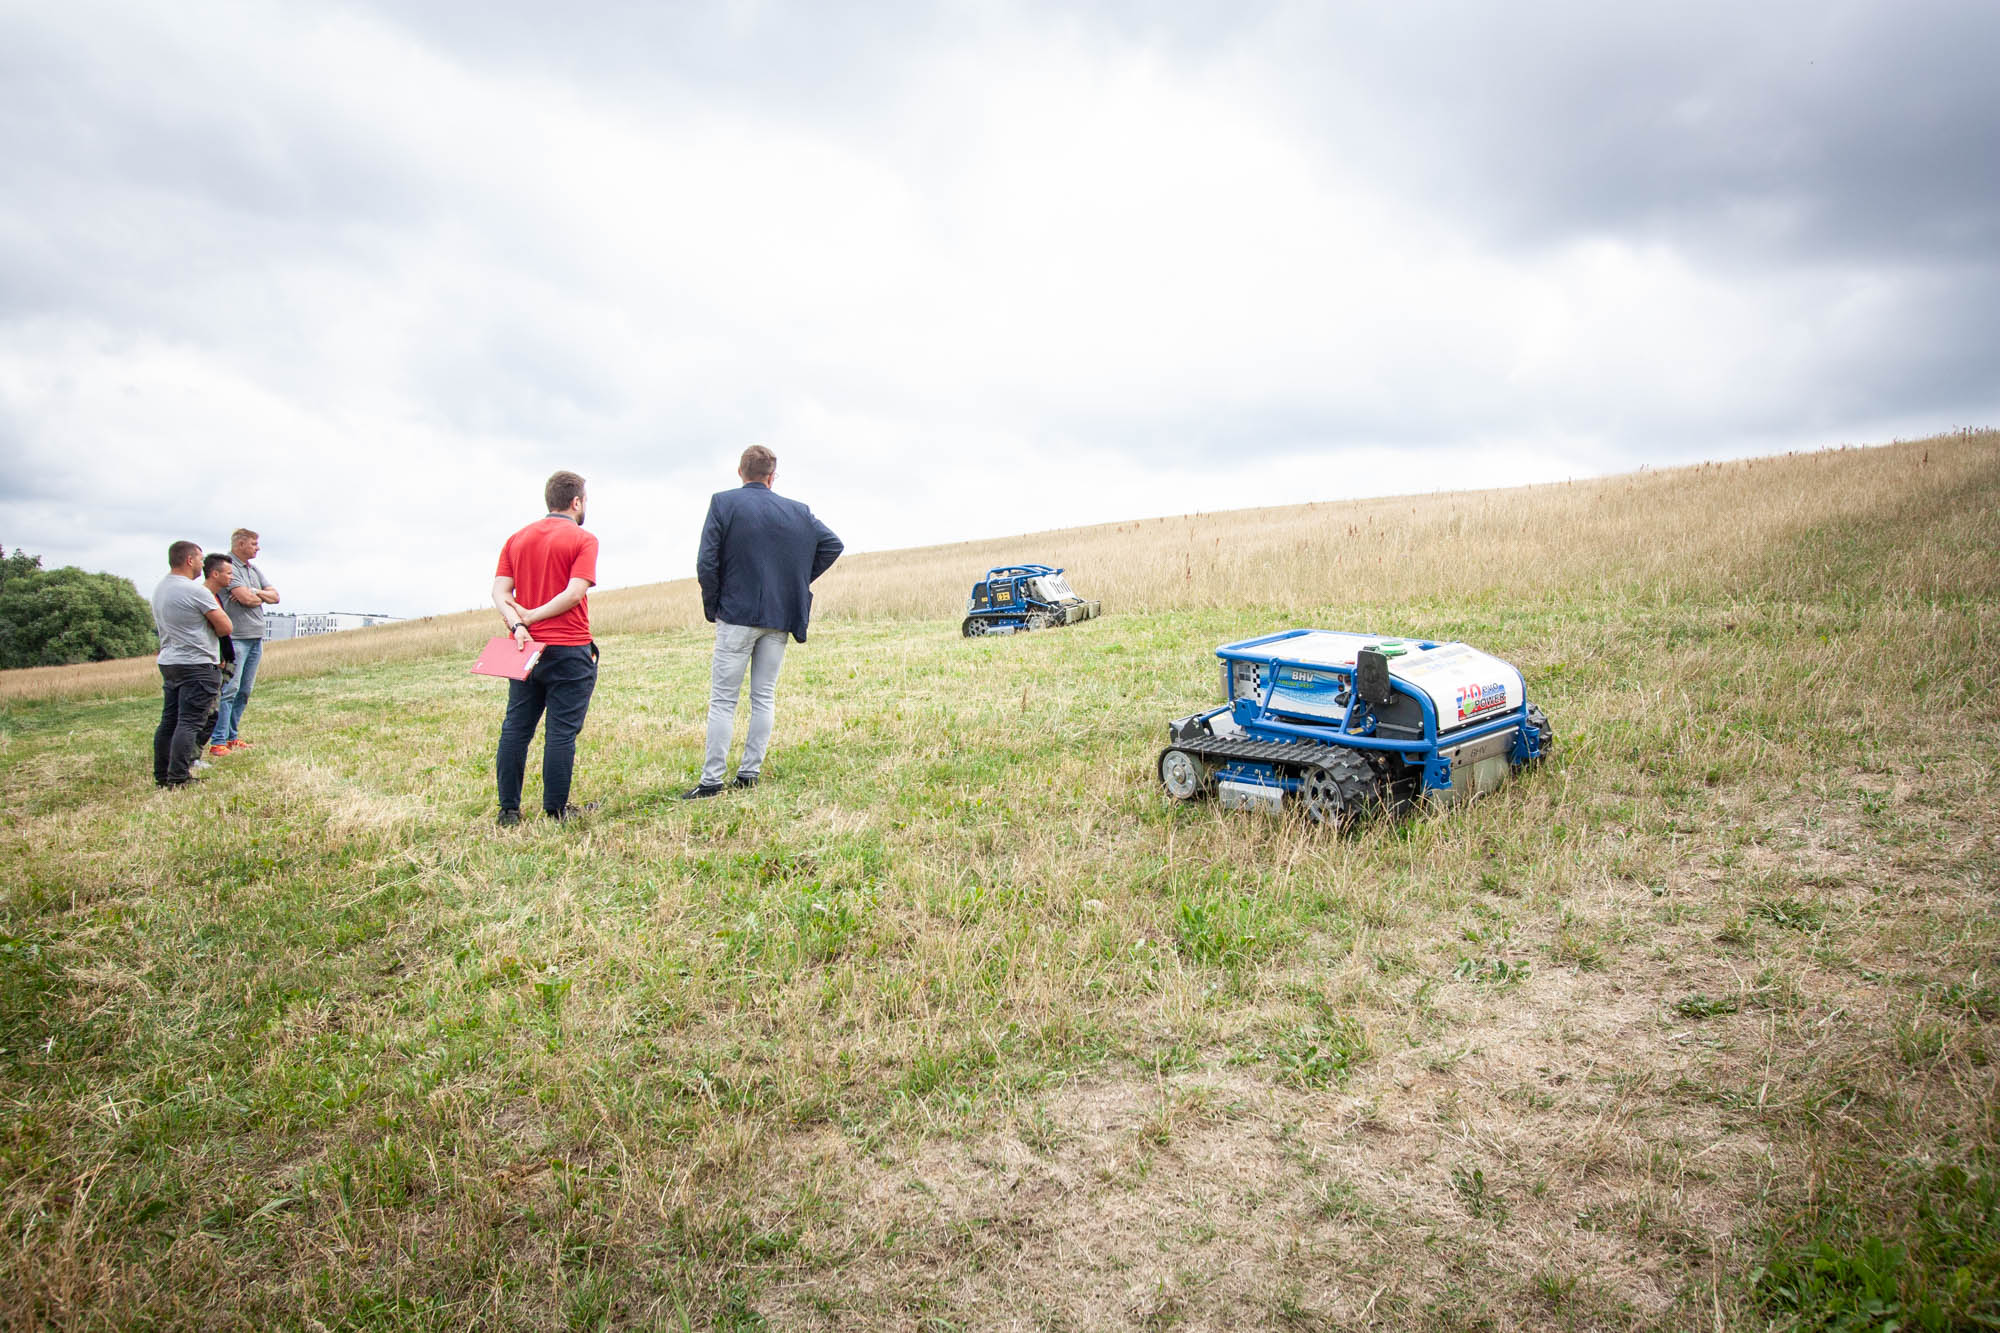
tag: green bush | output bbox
[0,549,156,669]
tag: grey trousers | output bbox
[702,621,789,786]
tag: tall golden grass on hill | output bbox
[3,430,1990,705]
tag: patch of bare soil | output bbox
[737,777,1981,1330]
[744,971,1776,1328]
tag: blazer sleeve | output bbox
[808,512,843,582]
[696,497,725,621]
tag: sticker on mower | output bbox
[1387,643,1523,727]
[1455,680,1511,722]
[1271,667,1347,719]
[1391,642,1475,678]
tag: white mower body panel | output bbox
[1253,632,1524,731]
[1388,642,1526,731]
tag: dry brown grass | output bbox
[7,432,1989,705]
[1,428,1996,1329]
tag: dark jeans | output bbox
[495,642,598,815]
[155,664,221,784]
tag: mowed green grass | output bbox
[2,447,1998,1330]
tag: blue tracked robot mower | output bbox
[961,565,1102,637]
[1158,630,1553,826]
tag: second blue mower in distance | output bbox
[961,565,1102,637]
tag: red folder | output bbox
[471,635,545,680]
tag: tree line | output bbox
[0,548,157,669]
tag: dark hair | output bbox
[202,553,234,578]
[545,471,586,512]
[168,540,201,569]
[739,446,776,481]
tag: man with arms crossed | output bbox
[207,527,279,756]
[686,446,843,799]
[152,544,235,787]
[491,470,599,826]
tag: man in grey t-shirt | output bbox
[152,541,235,786]
[207,527,280,753]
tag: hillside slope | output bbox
[7,432,1991,703]
[1,430,1996,1329]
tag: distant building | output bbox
[264,611,403,641]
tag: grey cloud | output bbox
[344,0,948,125]
[0,407,68,506]
[1030,402,1487,471]
[0,9,441,370]
[1807,265,2000,423]
[1242,0,2000,268]
[399,0,2000,272]
[409,322,632,440]
[0,17,429,230]
[2,0,1995,616]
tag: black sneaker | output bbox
[730,773,759,789]
[496,808,523,827]
[681,783,724,800]
[552,801,601,823]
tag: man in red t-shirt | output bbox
[490,470,600,825]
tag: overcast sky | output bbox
[2,0,1995,618]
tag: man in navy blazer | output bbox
[686,446,844,798]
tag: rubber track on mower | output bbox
[1164,735,1341,770]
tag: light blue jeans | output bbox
[209,636,263,744]
[702,622,788,786]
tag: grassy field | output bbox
[2,432,1996,1330]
